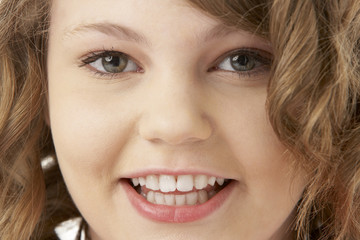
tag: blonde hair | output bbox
[0,0,359,239]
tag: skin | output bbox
[47,0,307,239]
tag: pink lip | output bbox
[121,169,230,179]
[120,179,236,223]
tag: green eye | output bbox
[85,51,139,74]
[102,55,128,73]
[216,49,272,74]
[230,54,256,71]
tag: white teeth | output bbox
[132,178,139,187]
[208,176,216,186]
[139,177,146,186]
[155,192,165,205]
[186,192,198,205]
[194,175,208,190]
[146,175,159,191]
[159,175,176,192]
[198,190,208,204]
[131,174,230,205]
[164,194,175,205]
[216,178,225,186]
[133,174,212,191]
[145,191,211,206]
[177,175,194,192]
[147,191,155,203]
[175,195,186,206]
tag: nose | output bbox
[138,75,212,146]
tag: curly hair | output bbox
[0,0,359,239]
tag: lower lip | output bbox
[121,180,236,223]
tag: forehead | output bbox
[49,0,271,53]
[50,0,220,40]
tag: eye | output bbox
[81,51,140,74]
[215,49,272,74]
[222,54,255,71]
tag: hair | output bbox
[0,0,359,239]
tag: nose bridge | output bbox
[138,69,212,145]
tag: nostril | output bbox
[137,105,213,146]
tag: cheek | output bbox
[227,100,304,198]
[216,88,306,229]
[215,88,284,169]
[48,80,135,187]
[208,85,301,190]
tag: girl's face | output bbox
[48,0,306,239]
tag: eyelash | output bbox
[79,48,272,79]
[79,50,142,78]
[210,48,272,78]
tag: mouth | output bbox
[120,173,235,223]
[129,174,231,206]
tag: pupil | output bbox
[105,56,120,66]
[234,55,248,65]
[231,54,255,71]
[102,55,127,73]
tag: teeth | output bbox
[147,191,155,203]
[159,175,176,192]
[143,190,213,206]
[216,178,225,186]
[177,175,194,192]
[146,175,159,190]
[132,178,139,187]
[175,195,186,206]
[131,174,229,196]
[132,174,230,206]
[164,194,175,205]
[154,192,165,205]
[194,175,208,190]
[198,190,208,204]
[208,190,216,199]
[139,177,146,186]
[186,192,198,205]
[208,176,216,186]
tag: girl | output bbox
[0,0,359,239]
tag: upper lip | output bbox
[119,168,235,180]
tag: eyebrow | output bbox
[63,22,149,45]
[201,24,239,42]
[63,22,239,46]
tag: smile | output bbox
[131,174,230,206]
[121,172,236,223]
